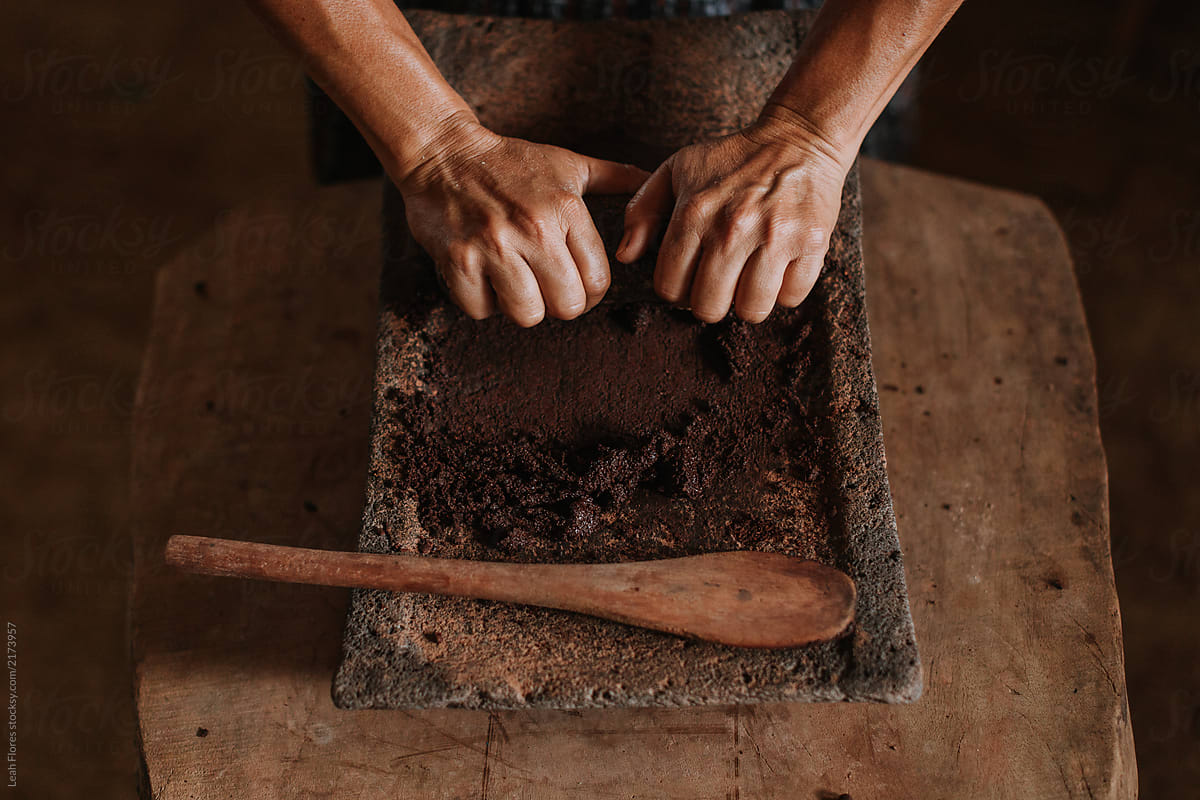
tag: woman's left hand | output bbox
[616,107,853,323]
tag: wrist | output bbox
[384,109,500,192]
[750,103,857,173]
[762,0,954,162]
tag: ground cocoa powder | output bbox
[379,197,835,566]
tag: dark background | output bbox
[2,0,1197,796]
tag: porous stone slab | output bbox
[334,10,920,709]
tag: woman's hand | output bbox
[617,107,853,323]
[396,115,648,326]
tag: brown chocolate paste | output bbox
[381,281,832,564]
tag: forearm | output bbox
[764,0,962,158]
[244,0,476,181]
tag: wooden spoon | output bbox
[164,535,855,648]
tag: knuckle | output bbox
[678,199,709,229]
[486,257,523,282]
[506,298,545,327]
[691,190,718,212]
[479,221,511,251]
[763,217,804,245]
[654,272,683,302]
[537,270,588,320]
[443,241,476,272]
[535,258,575,284]
[562,191,586,211]
[803,224,830,251]
[585,270,612,295]
[518,211,554,241]
[722,214,755,240]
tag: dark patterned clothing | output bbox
[310,1,911,182]
[408,0,819,20]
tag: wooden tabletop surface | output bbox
[130,159,1136,798]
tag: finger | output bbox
[733,247,789,323]
[441,247,496,320]
[446,273,498,320]
[577,155,650,196]
[617,161,673,264]
[487,257,546,327]
[563,202,611,310]
[523,237,588,321]
[777,257,820,308]
[778,228,830,307]
[653,199,707,305]
[689,222,759,323]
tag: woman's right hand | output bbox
[394,114,648,326]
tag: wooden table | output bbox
[131,160,1136,798]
